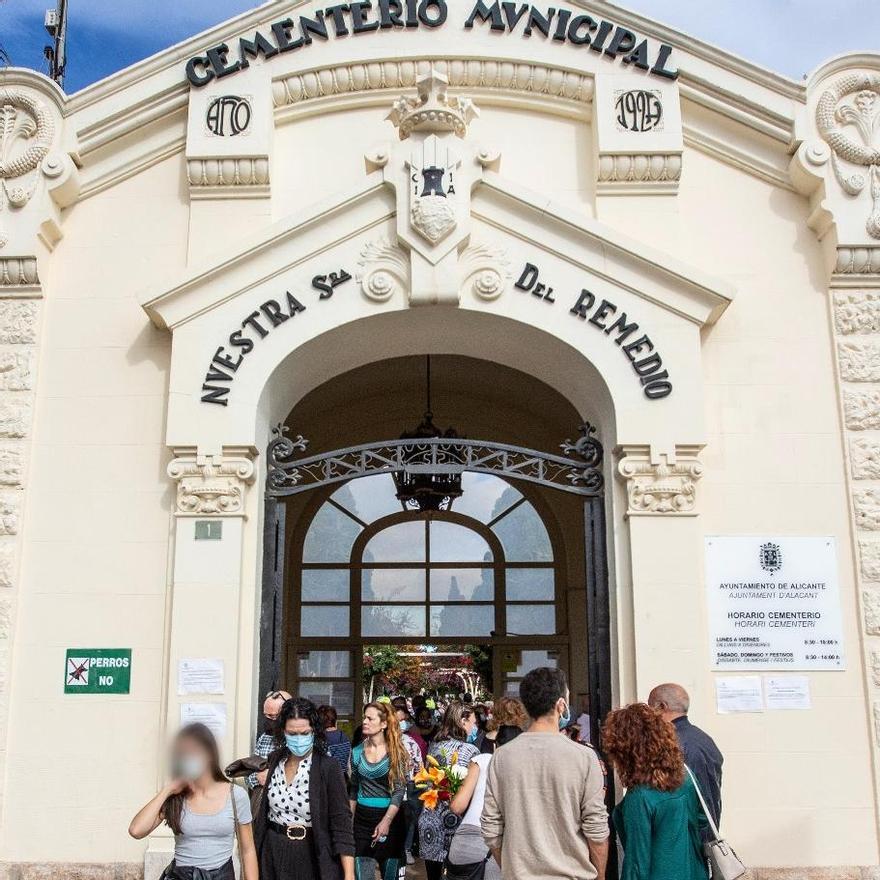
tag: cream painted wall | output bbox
[0,26,877,874]
[2,156,184,861]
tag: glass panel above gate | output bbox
[363,521,426,562]
[295,472,560,645]
[492,501,552,561]
[331,475,400,523]
[303,504,361,562]
[451,473,522,523]
[429,522,492,562]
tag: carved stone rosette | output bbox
[167,450,256,516]
[616,444,704,516]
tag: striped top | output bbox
[326,729,352,774]
[348,743,405,808]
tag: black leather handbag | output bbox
[444,853,491,880]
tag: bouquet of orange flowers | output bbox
[414,752,465,810]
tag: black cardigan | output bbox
[254,747,355,880]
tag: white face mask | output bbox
[174,754,206,782]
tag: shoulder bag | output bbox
[230,782,244,877]
[444,853,491,880]
[684,766,746,880]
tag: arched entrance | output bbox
[257,354,611,743]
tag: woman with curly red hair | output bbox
[602,703,708,880]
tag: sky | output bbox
[0,0,878,94]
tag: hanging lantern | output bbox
[393,356,464,512]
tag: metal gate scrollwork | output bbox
[266,422,604,497]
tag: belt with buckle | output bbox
[269,821,311,840]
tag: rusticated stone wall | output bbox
[833,281,880,810]
[0,277,40,827]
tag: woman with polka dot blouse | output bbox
[254,698,355,880]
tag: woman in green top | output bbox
[602,703,709,880]
[348,701,409,880]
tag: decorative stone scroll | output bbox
[616,444,704,516]
[167,449,256,516]
[0,91,55,246]
[816,73,880,239]
[459,242,510,301]
[356,238,408,302]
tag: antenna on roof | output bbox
[43,0,68,88]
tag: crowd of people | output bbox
[129,672,723,880]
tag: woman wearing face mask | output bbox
[393,699,427,763]
[417,702,481,880]
[253,697,355,880]
[129,723,258,880]
[392,699,425,865]
[349,702,410,880]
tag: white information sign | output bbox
[180,702,227,738]
[706,536,844,671]
[178,658,225,695]
[715,676,763,713]
[765,675,811,710]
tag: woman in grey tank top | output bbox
[129,723,258,880]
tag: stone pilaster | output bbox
[148,447,257,880]
[0,270,41,831]
[832,287,880,758]
[793,56,880,828]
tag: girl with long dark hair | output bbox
[349,701,410,880]
[417,702,480,880]
[254,697,355,880]
[129,723,258,880]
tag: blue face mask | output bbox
[285,733,314,756]
[400,720,411,732]
[558,700,571,730]
[467,727,479,744]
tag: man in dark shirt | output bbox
[648,683,723,837]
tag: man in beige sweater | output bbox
[481,668,609,880]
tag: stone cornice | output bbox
[17,0,813,201]
[62,0,804,117]
[476,174,735,325]
[140,173,392,329]
[272,56,595,122]
[140,163,734,331]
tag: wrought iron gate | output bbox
[259,422,611,744]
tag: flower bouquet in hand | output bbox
[414,752,465,809]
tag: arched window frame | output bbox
[286,473,566,719]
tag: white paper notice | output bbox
[178,658,224,695]
[765,676,811,710]
[705,536,845,671]
[715,676,763,713]
[180,702,227,738]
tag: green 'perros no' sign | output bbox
[64,648,131,694]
